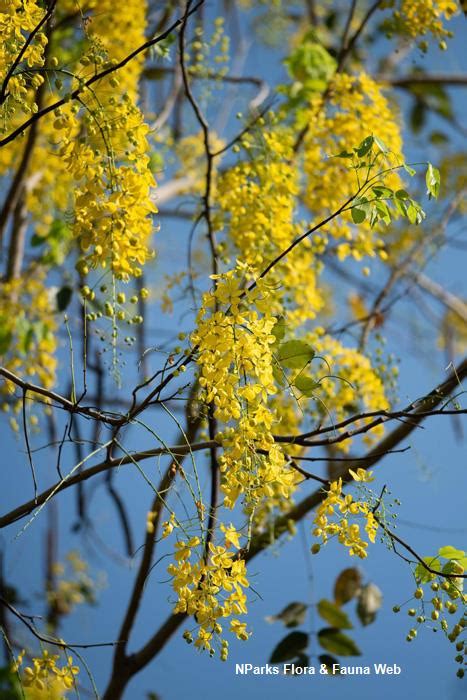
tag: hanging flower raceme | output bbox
[168,527,251,658]
[300,330,390,450]
[191,266,300,513]
[312,470,378,559]
[12,649,79,698]
[382,0,458,50]
[302,72,403,262]
[0,0,47,127]
[68,0,157,285]
[0,268,57,415]
[215,125,324,327]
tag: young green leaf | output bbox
[294,375,320,396]
[438,546,465,560]
[317,599,353,629]
[426,162,440,198]
[351,206,366,224]
[277,341,315,369]
[318,628,361,656]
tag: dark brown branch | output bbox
[374,514,466,579]
[0,595,122,649]
[179,0,218,277]
[99,359,467,698]
[0,367,124,426]
[378,73,467,88]
[337,0,384,73]
[2,356,466,530]
[336,0,358,71]
[0,441,215,529]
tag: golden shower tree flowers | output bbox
[0,0,48,122]
[168,532,251,656]
[384,0,458,49]
[14,649,79,698]
[0,2,466,695]
[302,72,404,262]
[0,268,57,409]
[312,475,381,559]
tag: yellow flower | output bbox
[230,619,250,641]
[349,468,375,483]
[220,523,242,549]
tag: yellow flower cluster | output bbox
[0,268,57,408]
[13,649,79,698]
[313,470,378,558]
[1,2,156,279]
[189,16,230,80]
[303,330,389,449]
[387,0,457,47]
[168,530,250,657]
[67,0,156,282]
[48,551,96,616]
[0,1,157,390]
[0,0,47,126]
[303,72,403,261]
[192,267,299,511]
[216,127,324,327]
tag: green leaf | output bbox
[372,185,393,199]
[31,233,47,247]
[351,206,366,224]
[294,375,320,396]
[395,189,409,200]
[48,218,70,240]
[56,286,73,312]
[441,561,464,596]
[429,131,449,145]
[269,631,309,663]
[406,203,418,224]
[20,326,35,354]
[277,341,315,369]
[410,99,426,132]
[393,196,407,217]
[284,39,336,86]
[272,363,286,387]
[318,628,361,656]
[415,556,441,583]
[426,162,440,198]
[334,568,362,605]
[375,199,391,225]
[317,599,353,629]
[272,316,286,343]
[442,560,464,578]
[369,204,378,228]
[438,546,465,560]
[318,655,340,674]
[355,135,374,158]
[0,327,12,355]
[373,136,389,154]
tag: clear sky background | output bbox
[1,5,466,700]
